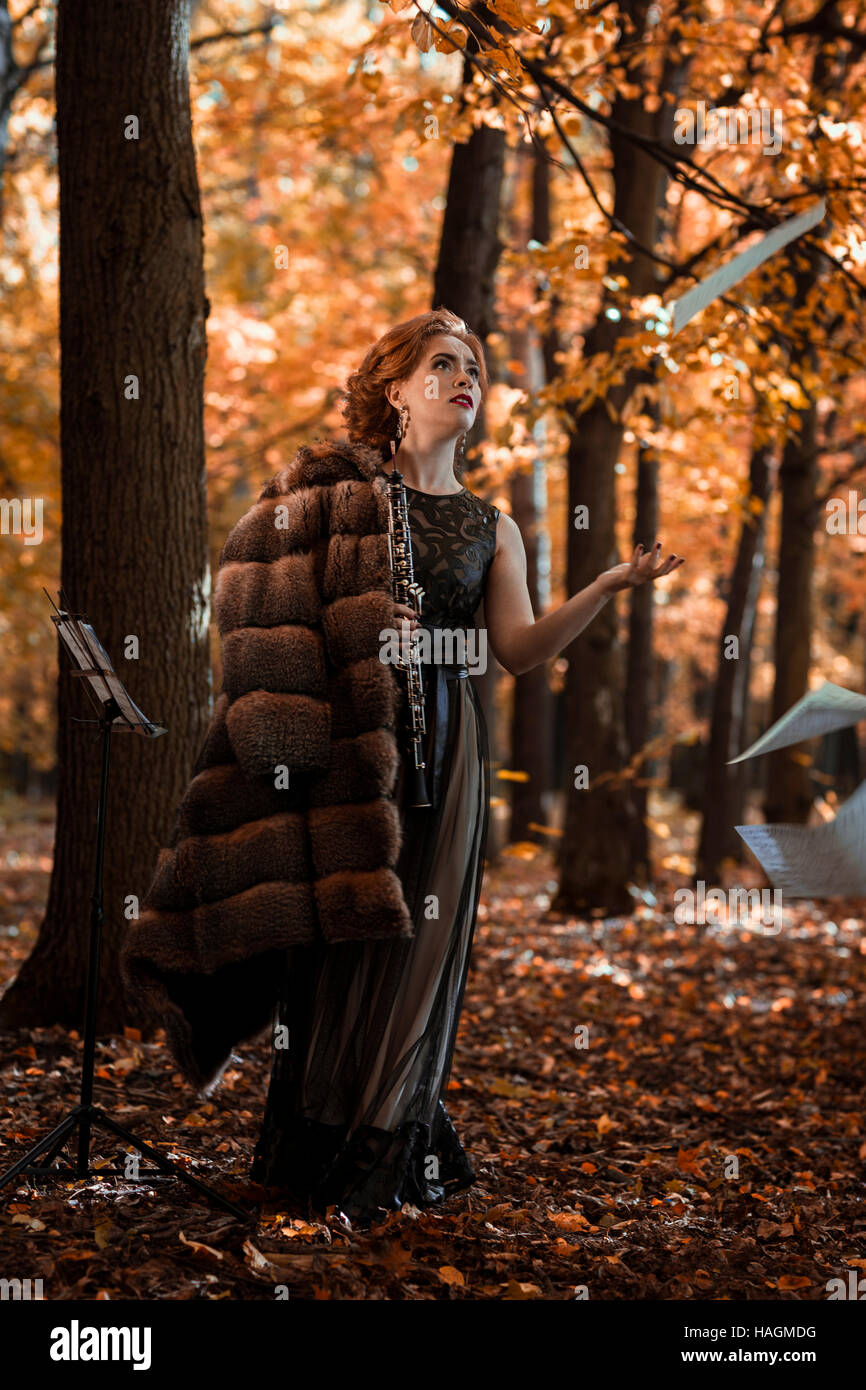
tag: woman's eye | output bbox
[436,360,478,377]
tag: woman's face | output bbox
[387,333,482,442]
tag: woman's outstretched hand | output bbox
[597,542,685,595]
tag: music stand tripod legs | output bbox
[0,694,248,1223]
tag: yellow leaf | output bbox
[502,1279,542,1299]
[528,821,563,838]
[480,1204,516,1224]
[502,841,540,860]
[433,22,468,53]
[111,1055,138,1075]
[438,1265,465,1286]
[179,1231,226,1262]
[94,1219,113,1250]
[489,0,527,26]
[489,1077,533,1099]
[550,1211,589,1230]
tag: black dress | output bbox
[250,482,500,1223]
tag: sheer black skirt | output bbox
[250,672,490,1224]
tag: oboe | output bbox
[385,452,431,808]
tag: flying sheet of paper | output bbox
[665,198,825,334]
[728,679,866,898]
[727,681,866,764]
[735,779,866,898]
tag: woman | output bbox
[248,307,684,1226]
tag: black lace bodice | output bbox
[403,486,500,628]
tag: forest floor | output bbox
[0,791,865,1301]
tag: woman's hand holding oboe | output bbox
[393,601,421,663]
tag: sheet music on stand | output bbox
[46,588,167,737]
[728,680,866,897]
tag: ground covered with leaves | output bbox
[1,796,865,1300]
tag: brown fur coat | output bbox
[121,436,414,1093]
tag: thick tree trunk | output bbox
[764,250,821,826]
[0,3,12,220]
[551,5,694,913]
[625,414,659,877]
[697,435,773,880]
[554,382,642,912]
[764,403,818,824]
[508,456,553,842]
[504,143,553,844]
[431,55,507,849]
[507,352,553,842]
[552,73,666,909]
[0,0,210,1034]
[432,131,504,343]
[814,578,861,798]
[727,508,766,832]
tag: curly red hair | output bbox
[340,306,489,470]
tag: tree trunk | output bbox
[431,131,504,341]
[697,434,773,880]
[815,582,861,798]
[552,19,671,914]
[0,2,13,220]
[505,143,553,844]
[0,0,210,1034]
[764,250,821,826]
[625,413,660,877]
[727,504,767,832]
[431,51,507,850]
[506,350,553,844]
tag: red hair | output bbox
[340,306,489,469]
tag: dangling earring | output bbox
[455,432,467,466]
[391,401,410,462]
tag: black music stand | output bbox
[0,590,248,1221]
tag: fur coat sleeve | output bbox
[120,437,414,1093]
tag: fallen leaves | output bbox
[502,1279,543,1299]
[549,1211,590,1231]
[179,1231,226,1263]
[2,820,865,1300]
